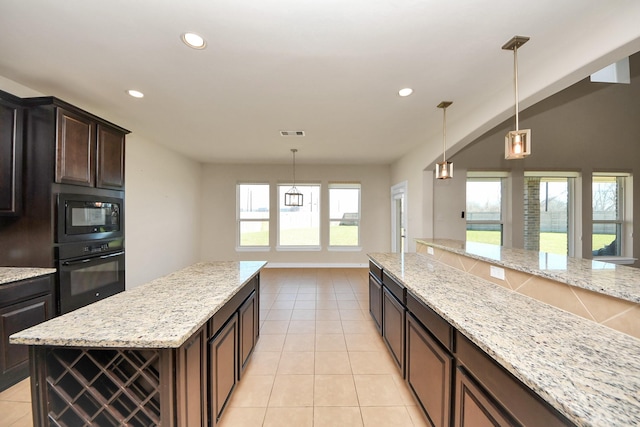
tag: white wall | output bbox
[199,163,391,266]
[124,135,202,288]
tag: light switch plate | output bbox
[490,266,505,280]
[427,246,434,255]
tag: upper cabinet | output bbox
[96,124,126,189]
[56,108,95,187]
[0,92,24,216]
[55,106,127,190]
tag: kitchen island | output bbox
[368,251,640,427]
[10,261,266,426]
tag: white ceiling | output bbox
[1,1,640,165]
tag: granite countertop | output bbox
[0,267,56,285]
[10,261,266,348]
[369,252,640,427]
[416,238,640,304]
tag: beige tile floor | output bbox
[0,268,428,427]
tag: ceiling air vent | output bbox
[280,130,305,137]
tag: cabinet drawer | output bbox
[382,271,406,304]
[455,332,571,427]
[369,260,383,282]
[407,292,453,352]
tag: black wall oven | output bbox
[55,193,125,314]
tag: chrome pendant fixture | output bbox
[284,148,303,207]
[435,101,453,179]
[502,35,531,159]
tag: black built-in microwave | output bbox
[57,193,123,243]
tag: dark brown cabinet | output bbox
[455,368,514,427]
[176,326,207,427]
[238,290,256,378]
[0,92,23,216]
[369,272,382,334]
[209,314,238,426]
[55,108,95,187]
[382,286,405,375]
[406,313,452,427]
[97,124,126,189]
[0,274,54,391]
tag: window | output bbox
[524,173,577,256]
[466,174,505,245]
[592,174,628,256]
[278,184,320,248]
[329,183,361,247]
[237,184,269,247]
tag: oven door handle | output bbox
[62,251,125,266]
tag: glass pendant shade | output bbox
[284,148,304,207]
[505,129,531,159]
[435,161,454,179]
[284,188,303,207]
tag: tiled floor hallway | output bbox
[0,268,428,427]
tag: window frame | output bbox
[328,182,362,250]
[465,172,508,246]
[592,172,631,258]
[277,183,322,251]
[236,183,271,251]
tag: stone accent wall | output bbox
[524,177,541,251]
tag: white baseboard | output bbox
[264,262,368,269]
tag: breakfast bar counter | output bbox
[10,261,266,426]
[369,252,640,427]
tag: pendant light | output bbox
[284,148,303,207]
[502,35,531,159]
[435,101,453,179]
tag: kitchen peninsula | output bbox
[10,261,265,427]
[369,245,640,427]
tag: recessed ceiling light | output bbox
[181,32,207,49]
[398,88,413,97]
[127,89,144,98]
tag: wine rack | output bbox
[45,348,161,426]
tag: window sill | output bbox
[328,246,362,252]
[276,246,321,252]
[236,246,271,252]
[593,256,637,265]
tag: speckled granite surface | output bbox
[417,238,640,304]
[10,261,266,348]
[369,252,640,427]
[0,267,56,285]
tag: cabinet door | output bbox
[0,294,52,390]
[210,313,238,426]
[176,326,206,427]
[238,291,256,378]
[455,368,515,427]
[96,124,125,189]
[369,273,382,334]
[0,98,23,216]
[382,286,405,375]
[406,313,453,427]
[56,108,95,186]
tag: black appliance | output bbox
[57,193,123,243]
[55,239,125,314]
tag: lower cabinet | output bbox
[176,327,207,427]
[238,290,256,378]
[209,314,238,426]
[382,286,405,374]
[0,275,54,391]
[406,313,452,427]
[454,367,514,427]
[368,273,382,334]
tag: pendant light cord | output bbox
[442,107,447,162]
[514,46,519,132]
